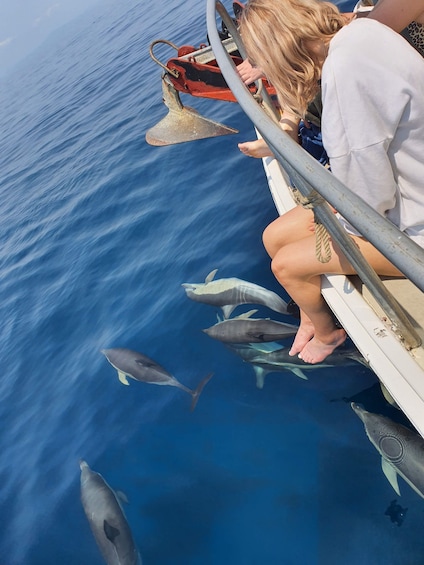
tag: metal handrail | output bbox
[207,0,424,349]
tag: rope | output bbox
[314,221,332,263]
[290,186,332,263]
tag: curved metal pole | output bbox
[207,0,423,348]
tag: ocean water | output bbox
[0,1,423,564]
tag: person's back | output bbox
[321,17,424,245]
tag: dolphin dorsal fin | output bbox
[290,368,309,380]
[248,342,283,354]
[260,342,283,352]
[235,309,258,320]
[104,520,120,544]
[118,371,130,386]
[381,457,401,495]
[205,269,218,283]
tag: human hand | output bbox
[237,59,264,85]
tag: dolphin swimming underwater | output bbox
[182,269,289,318]
[232,342,365,388]
[80,460,142,565]
[203,309,299,344]
[102,348,213,411]
[351,402,424,499]
[228,342,292,388]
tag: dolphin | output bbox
[102,348,213,411]
[80,460,142,565]
[203,309,299,344]
[182,269,289,318]
[233,342,365,388]
[351,402,424,499]
[227,342,285,388]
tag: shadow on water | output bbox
[333,381,414,428]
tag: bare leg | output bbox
[263,208,317,353]
[269,217,402,363]
[263,207,317,353]
[288,310,315,356]
[275,256,346,362]
[300,329,347,363]
[263,206,315,258]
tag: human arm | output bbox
[367,0,424,31]
[279,110,300,142]
[238,110,300,158]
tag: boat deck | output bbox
[361,277,424,367]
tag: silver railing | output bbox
[207,0,424,349]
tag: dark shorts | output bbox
[299,121,329,166]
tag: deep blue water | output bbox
[1,1,423,564]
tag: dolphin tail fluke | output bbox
[190,372,214,411]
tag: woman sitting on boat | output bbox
[239,0,424,364]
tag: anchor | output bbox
[145,74,238,146]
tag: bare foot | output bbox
[238,139,274,159]
[298,329,346,364]
[289,322,315,356]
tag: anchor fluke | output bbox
[146,75,238,146]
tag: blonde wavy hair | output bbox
[240,0,345,117]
